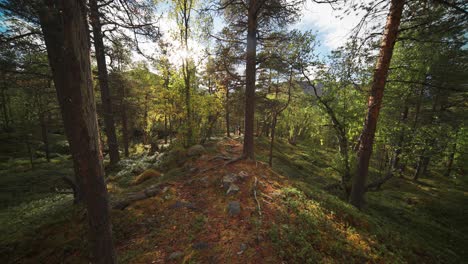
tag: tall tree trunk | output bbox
[243,0,258,159]
[413,149,425,181]
[120,83,130,157]
[89,0,120,165]
[349,0,405,209]
[268,114,277,167]
[391,105,409,175]
[1,82,10,131]
[38,1,116,262]
[445,142,456,177]
[40,112,50,162]
[225,86,231,137]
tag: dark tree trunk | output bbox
[268,114,277,167]
[89,0,120,166]
[38,1,116,263]
[1,83,10,131]
[243,0,258,159]
[39,112,50,162]
[391,105,409,175]
[120,81,130,157]
[445,142,456,177]
[225,86,231,137]
[413,150,425,181]
[349,0,405,209]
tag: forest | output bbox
[0,0,467,263]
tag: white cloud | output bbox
[294,0,383,51]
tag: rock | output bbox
[227,201,241,216]
[226,184,240,195]
[168,251,184,260]
[187,144,206,156]
[133,169,162,185]
[238,171,249,180]
[222,173,239,189]
[240,243,248,251]
[192,242,210,250]
[170,201,197,211]
[237,243,248,255]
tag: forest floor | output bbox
[0,136,467,263]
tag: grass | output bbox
[255,137,468,263]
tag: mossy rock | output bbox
[133,169,162,185]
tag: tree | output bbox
[90,0,120,166]
[349,0,405,209]
[216,0,302,159]
[38,0,116,262]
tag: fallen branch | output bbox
[112,184,168,210]
[366,171,394,192]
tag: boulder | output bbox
[168,251,184,260]
[222,173,239,189]
[226,184,240,195]
[187,144,206,156]
[227,201,241,216]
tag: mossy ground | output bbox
[0,136,466,263]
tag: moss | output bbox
[133,169,162,185]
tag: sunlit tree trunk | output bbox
[349,0,405,209]
[38,1,116,262]
[90,0,120,165]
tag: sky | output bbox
[136,1,379,69]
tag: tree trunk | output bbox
[445,142,456,177]
[225,86,231,137]
[39,112,50,162]
[243,0,258,159]
[391,105,409,175]
[413,150,425,181]
[349,0,405,209]
[120,80,130,157]
[268,114,277,167]
[38,1,116,263]
[89,0,120,166]
[1,82,10,131]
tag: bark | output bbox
[445,142,456,177]
[120,79,130,157]
[39,112,50,162]
[1,82,10,131]
[38,1,116,263]
[349,0,405,209]
[391,105,409,175]
[89,0,120,165]
[243,0,258,159]
[225,85,231,137]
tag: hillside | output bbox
[1,137,466,263]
